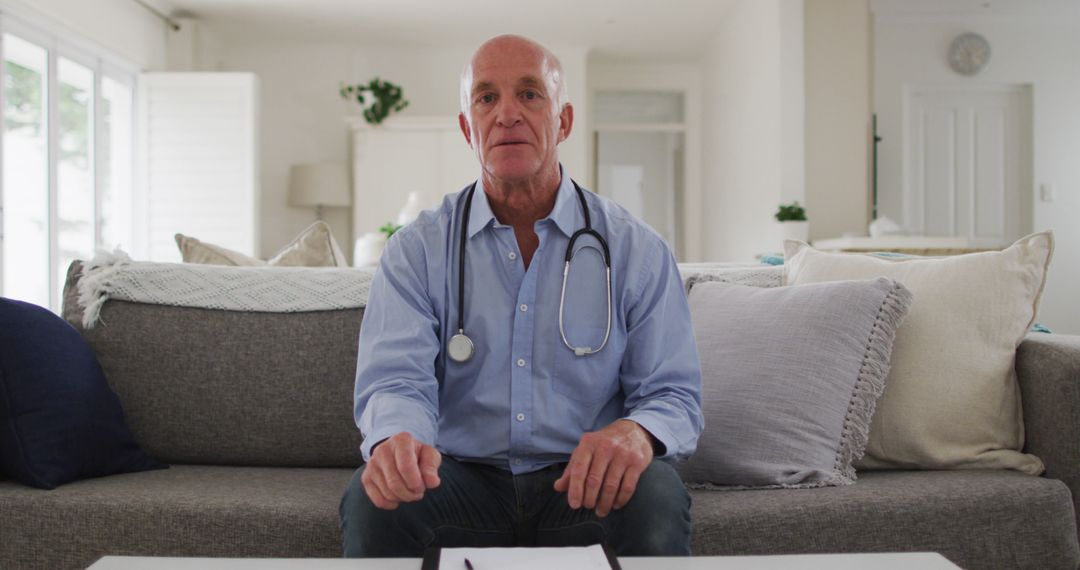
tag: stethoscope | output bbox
[447,180,612,363]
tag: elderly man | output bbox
[339,34,703,557]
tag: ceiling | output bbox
[155,0,738,61]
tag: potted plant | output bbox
[775,201,809,242]
[339,78,409,125]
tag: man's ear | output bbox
[458,113,473,148]
[556,103,574,144]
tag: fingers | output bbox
[394,438,424,494]
[418,444,443,489]
[556,422,656,516]
[360,464,400,510]
[581,450,611,511]
[595,461,627,518]
[553,469,569,492]
[566,447,592,510]
[365,432,429,508]
[612,466,641,511]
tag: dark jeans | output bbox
[339,456,692,557]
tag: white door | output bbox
[137,73,260,261]
[903,84,1032,246]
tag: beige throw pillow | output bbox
[176,221,349,268]
[783,232,1054,474]
[174,235,265,266]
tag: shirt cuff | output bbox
[359,393,438,461]
[624,410,683,461]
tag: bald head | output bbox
[459,35,568,117]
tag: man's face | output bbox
[459,41,573,183]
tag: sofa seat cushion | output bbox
[0,465,354,570]
[691,469,1080,570]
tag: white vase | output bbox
[353,232,387,267]
[780,220,810,243]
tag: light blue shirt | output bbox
[354,170,703,474]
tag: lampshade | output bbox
[288,162,351,208]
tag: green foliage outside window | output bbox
[3,61,92,168]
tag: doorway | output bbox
[903,84,1033,245]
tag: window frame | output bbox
[0,13,139,311]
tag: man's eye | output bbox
[478,94,495,104]
[522,91,539,100]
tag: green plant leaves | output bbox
[379,221,403,237]
[339,78,409,125]
[775,201,807,222]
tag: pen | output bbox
[464,557,475,570]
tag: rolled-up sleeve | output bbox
[620,239,704,460]
[354,230,441,461]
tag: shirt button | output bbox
[514,458,522,465]
[516,358,526,367]
[508,252,517,260]
[516,413,525,422]
[519,304,528,312]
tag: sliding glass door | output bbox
[0,17,136,311]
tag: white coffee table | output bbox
[87,552,961,569]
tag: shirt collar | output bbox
[466,165,581,239]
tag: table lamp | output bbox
[288,162,351,220]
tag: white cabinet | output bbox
[348,116,477,245]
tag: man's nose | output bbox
[494,96,522,127]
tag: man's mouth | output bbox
[494,140,528,147]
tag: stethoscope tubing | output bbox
[452,179,612,362]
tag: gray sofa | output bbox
[1,262,1078,569]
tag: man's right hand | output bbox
[361,432,442,510]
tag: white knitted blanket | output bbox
[77,251,375,329]
[76,252,781,329]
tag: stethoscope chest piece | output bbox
[448,331,475,363]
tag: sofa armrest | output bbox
[1018,333,1080,534]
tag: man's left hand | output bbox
[553,419,655,518]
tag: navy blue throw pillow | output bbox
[0,297,165,489]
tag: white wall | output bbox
[804,0,872,241]
[874,9,1080,333]
[701,0,805,261]
[588,62,703,260]
[218,41,589,258]
[0,0,167,70]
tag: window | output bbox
[0,17,136,311]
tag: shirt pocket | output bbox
[553,324,622,405]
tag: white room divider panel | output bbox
[136,73,259,261]
[903,84,1032,246]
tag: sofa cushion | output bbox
[0,298,165,489]
[1,467,1074,570]
[784,232,1053,474]
[62,263,363,468]
[0,465,353,570]
[679,278,911,488]
[176,221,349,268]
[691,469,1080,570]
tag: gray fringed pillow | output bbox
[678,277,912,489]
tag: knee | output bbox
[340,465,425,557]
[609,461,692,556]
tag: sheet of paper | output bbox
[438,545,612,570]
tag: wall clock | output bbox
[948,32,991,76]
